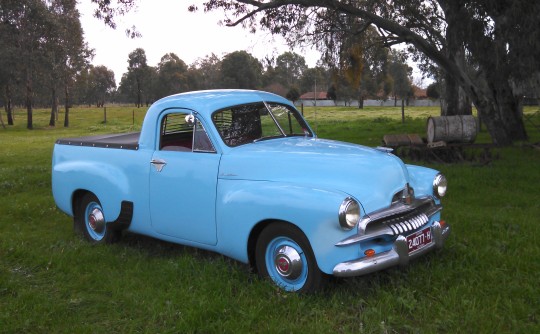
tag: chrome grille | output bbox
[387,212,429,235]
[336,196,442,247]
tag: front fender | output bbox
[406,164,440,198]
[215,179,364,274]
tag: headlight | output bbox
[433,173,448,198]
[339,197,361,230]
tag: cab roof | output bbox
[148,89,293,117]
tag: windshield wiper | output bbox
[288,133,312,138]
[252,135,286,143]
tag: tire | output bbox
[74,193,121,244]
[255,222,326,292]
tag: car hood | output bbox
[218,137,410,212]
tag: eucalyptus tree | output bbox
[219,51,263,89]
[0,0,90,128]
[388,50,412,106]
[321,22,391,108]
[126,48,150,107]
[274,52,307,87]
[286,86,301,103]
[191,0,539,144]
[44,0,91,127]
[190,53,222,90]
[298,66,329,96]
[426,82,440,100]
[88,65,116,107]
[155,53,189,98]
[385,50,412,122]
[118,56,156,106]
[0,1,20,125]
[117,71,136,104]
[0,0,50,129]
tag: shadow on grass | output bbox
[110,229,453,298]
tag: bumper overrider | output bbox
[333,197,451,277]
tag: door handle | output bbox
[150,159,167,172]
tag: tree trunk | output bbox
[401,99,405,123]
[49,87,57,127]
[467,79,528,145]
[425,12,526,143]
[334,0,527,144]
[56,94,59,121]
[136,77,142,108]
[26,72,33,130]
[64,84,70,127]
[5,84,14,125]
[442,74,472,116]
[0,106,5,129]
[443,67,527,145]
[442,9,472,117]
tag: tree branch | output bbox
[227,0,473,86]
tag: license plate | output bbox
[407,227,432,253]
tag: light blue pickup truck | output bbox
[52,89,450,292]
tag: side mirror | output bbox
[185,114,195,127]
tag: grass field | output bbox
[1,104,539,333]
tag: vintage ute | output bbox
[52,89,450,292]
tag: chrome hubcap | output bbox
[274,246,303,279]
[88,208,105,233]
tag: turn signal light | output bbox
[364,249,376,257]
[439,220,447,228]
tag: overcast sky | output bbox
[77,0,321,84]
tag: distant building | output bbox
[300,91,329,100]
[296,85,439,107]
[412,85,428,99]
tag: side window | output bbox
[160,112,215,153]
[193,120,216,153]
[267,103,307,135]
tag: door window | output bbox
[159,112,215,153]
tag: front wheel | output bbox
[255,222,326,292]
[74,193,121,244]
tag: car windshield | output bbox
[212,102,313,147]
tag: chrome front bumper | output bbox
[333,221,450,277]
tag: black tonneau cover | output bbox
[56,132,140,150]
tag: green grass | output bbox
[1,105,539,333]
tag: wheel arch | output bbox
[247,219,307,274]
[71,189,133,230]
[72,189,92,219]
[251,220,328,292]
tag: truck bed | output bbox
[56,132,140,150]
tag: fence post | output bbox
[104,107,107,124]
[133,110,135,126]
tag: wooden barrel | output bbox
[427,115,477,143]
[383,134,423,147]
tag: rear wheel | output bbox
[255,222,326,292]
[74,193,121,244]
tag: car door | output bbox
[149,110,220,245]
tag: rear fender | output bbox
[52,160,129,222]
